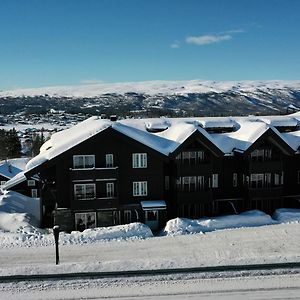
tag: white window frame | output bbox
[133,181,147,196]
[31,189,38,198]
[74,183,96,200]
[27,180,36,187]
[197,176,205,190]
[106,182,115,198]
[73,155,95,169]
[212,174,219,188]
[105,154,114,168]
[132,153,147,168]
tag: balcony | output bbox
[71,196,118,210]
[175,162,213,175]
[247,186,283,199]
[247,160,283,173]
[176,190,213,204]
[70,167,118,181]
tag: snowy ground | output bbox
[1,269,300,299]
[0,192,300,299]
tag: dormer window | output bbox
[73,155,95,169]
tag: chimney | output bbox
[110,115,117,122]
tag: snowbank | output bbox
[162,210,277,236]
[0,190,41,225]
[62,222,153,245]
[273,208,300,223]
[0,222,153,248]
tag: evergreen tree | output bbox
[31,131,46,156]
[0,128,21,159]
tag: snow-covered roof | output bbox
[0,161,22,179]
[21,112,300,174]
[260,116,298,128]
[141,200,167,210]
[3,171,27,190]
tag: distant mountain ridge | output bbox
[1,80,300,116]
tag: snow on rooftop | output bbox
[26,116,112,171]
[141,200,166,210]
[0,161,22,179]
[198,117,238,129]
[2,171,27,190]
[20,113,300,174]
[260,116,298,127]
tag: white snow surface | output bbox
[273,208,300,223]
[163,210,277,236]
[1,79,300,97]
[0,191,41,226]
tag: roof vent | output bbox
[110,115,117,122]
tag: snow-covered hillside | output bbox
[1,80,300,116]
[1,80,300,98]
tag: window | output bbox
[176,176,206,191]
[73,155,95,169]
[179,151,205,164]
[233,173,238,187]
[105,154,114,168]
[31,189,38,198]
[250,149,272,161]
[250,174,264,188]
[123,210,132,223]
[0,181,7,188]
[274,173,280,186]
[198,176,205,190]
[250,173,271,188]
[27,180,35,187]
[74,183,96,200]
[212,174,219,188]
[264,173,271,188]
[133,181,147,196]
[75,212,96,231]
[106,182,114,198]
[182,176,197,191]
[132,153,147,168]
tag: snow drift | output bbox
[162,210,278,236]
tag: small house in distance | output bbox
[4,112,300,232]
[0,158,40,198]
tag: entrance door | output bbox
[145,210,159,230]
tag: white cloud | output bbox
[170,41,180,48]
[186,34,232,45]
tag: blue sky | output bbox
[0,0,300,90]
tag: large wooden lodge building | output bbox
[4,113,300,231]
